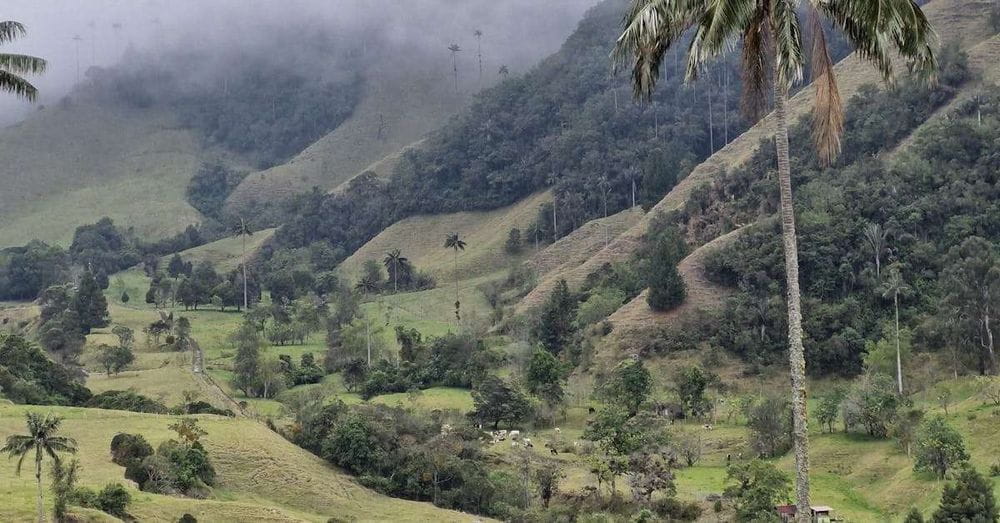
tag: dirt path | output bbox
[189,338,247,417]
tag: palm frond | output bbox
[0,21,27,45]
[0,70,38,102]
[0,53,46,75]
[809,9,843,165]
[771,0,805,89]
[740,2,773,121]
[14,449,30,475]
[613,0,704,99]
[686,0,756,81]
[818,0,937,84]
[46,437,78,454]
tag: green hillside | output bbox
[0,404,483,522]
[0,102,216,248]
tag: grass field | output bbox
[0,101,228,248]
[0,404,486,522]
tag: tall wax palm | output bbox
[615,1,935,518]
[474,29,484,86]
[863,221,889,279]
[233,217,253,310]
[2,412,78,522]
[881,265,910,394]
[0,22,47,101]
[444,233,467,321]
[355,277,379,366]
[383,249,409,293]
[448,43,462,94]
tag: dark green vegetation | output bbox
[0,334,90,405]
[683,47,985,376]
[83,31,362,169]
[111,419,216,498]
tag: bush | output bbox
[110,433,153,467]
[913,416,969,479]
[87,390,168,414]
[646,228,687,312]
[651,497,702,521]
[96,483,131,518]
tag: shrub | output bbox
[87,390,168,414]
[913,415,969,479]
[651,497,702,521]
[96,483,131,518]
[646,228,687,312]
[110,433,153,467]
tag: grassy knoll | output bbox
[0,404,483,522]
[176,228,276,273]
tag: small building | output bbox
[776,504,836,523]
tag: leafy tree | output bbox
[73,270,109,333]
[0,240,69,300]
[95,483,131,518]
[746,396,793,458]
[112,325,134,350]
[505,228,522,254]
[167,254,190,279]
[168,418,207,445]
[186,162,246,219]
[231,322,261,397]
[914,416,970,479]
[535,462,563,508]
[534,279,577,356]
[815,389,844,434]
[646,227,688,312]
[600,358,652,417]
[97,344,134,375]
[0,334,91,406]
[931,467,998,522]
[674,365,712,418]
[724,460,791,522]
[2,412,78,522]
[615,0,936,515]
[51,458,80,522]
[841,373,900,438]
[525,348,565,404]
[942,237,1000,374]
[470,376,532,429]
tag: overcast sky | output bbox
[0,0,597,125]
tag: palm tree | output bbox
[863,222,889,280]
[444,233,467,321]
[474,29,484,86]
[615,1,935,517]
[447,43,462,94]
[0,22,47,101]
[3,412,78,522]
[233,217,253,310]
[498,64,510,79]
[383,249,409,293]
[355,277,379,366]
[881,265,910,394]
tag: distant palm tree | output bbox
[863,222,889,280]
[233,217,253,310]
[444,233,467,321]
[615,0,935,517]
[882,266,910,394]
[448,43,462,94]
[3,412,77,522]
[0,22,47,101]
[383,249,409,293]
[498,64,509,79]
[474,29,484,86]
[354,277,379,366]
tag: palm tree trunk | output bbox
[35,450,44,523]
[774,83,811,520]
[895,293,903,394]
[242,233,248,310]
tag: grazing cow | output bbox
[588,407,596,414]
[550,448,558,455]
[523,438,533,448]
[702,424,714,430]
[554,427,561,434]
[509,430,521,440]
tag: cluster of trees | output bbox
[0,240,69,300]
[146,257,259,312]
[230,321,325,399]
[110,419,215,498]
[35,271,109,367]
[693,49,996,377]
[0,334,91,406]
[184,162,247,221]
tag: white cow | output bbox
[509,430,521,440]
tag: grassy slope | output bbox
[0,101,220,248]
[339,191,551,284]
[223,56,462,215]
[176,228,276,273]
[0,405,483,523]
[515,0,999,316]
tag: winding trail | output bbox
[189,338,247,417]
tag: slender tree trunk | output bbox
[366,316,372,367]
[895,293,903,394]
[36,450,44,523]
[707,68,715,153]
[774,83,811,521]
[242,231,248,310]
